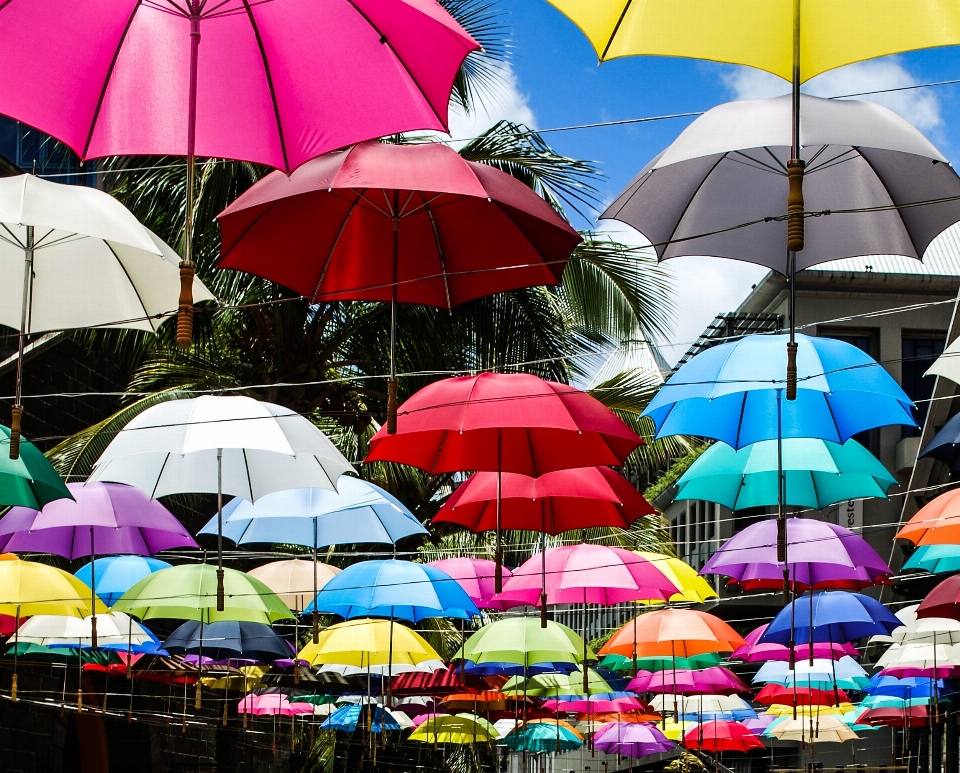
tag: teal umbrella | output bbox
[903,545,960,575]
[599,653,722,673]
[675,438,895,511]
[503,721,583,753]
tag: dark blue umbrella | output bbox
[321,704,399,733]
[760,591,902,646]
[163,621,292,663]
[866,674,947,700]
[920,412,960,470]
[461,660,581,677]
[304,559,479,622]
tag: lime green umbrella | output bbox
[503,667,611,698]
[675,438,895,511]
[113,564,293,624]
[0,426,72,508]
[456,618,592,673]
[599,653,722,673]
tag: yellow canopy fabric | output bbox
[546,1,960,82]
[635,552,718,604]
[0,557,106,617]
[298,618,441,668]
[765,702,854,717]
[201,666,268,691]
[410,713,499,744]
[660,719,696,741]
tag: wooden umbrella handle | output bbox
[176,265,195,348]
[9,405,22,460]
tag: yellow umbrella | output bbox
[298,618,441,669]
[764,702,854,717]
[635,553,718,604]
[201,665,268,691]
[247,559,341,613]
[661,719,696,741]
[410,713,499,744]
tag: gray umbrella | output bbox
[603,94,960,275]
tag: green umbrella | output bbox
[903,545,960,575]
[675,438,895,511]
[112,564,293,624]
[599,653,722,673]
[503,667,611,698]
[6,642,120,664]
[456,618,591,671]
[0,426,72,508]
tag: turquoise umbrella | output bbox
[675,438,895,511]
[903,545,960,575]
[503,721,583,753]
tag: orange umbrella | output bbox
[600,609,745,658]
[896,489,960,545]
[440,690,533,712]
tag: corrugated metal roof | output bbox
[584,339,670,388]
[816,222,960,276]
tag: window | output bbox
[902,333,946,436]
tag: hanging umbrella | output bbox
[701,518,892,592]
[74,556,171,607]
[317,660,446,677]
[917,575,960,622]
[0,426,72,508]
[504,668,612,699]
[628,668,749,696]
[440,690,532,713]
[903,545,960,575]
[743,715,779,735]
[426,558,512,611]
[651,695,756,722]
[456,618,591,678]
[763,592,901,645]
[683,720,764,753]
[305,559,479,622]
[217,140,582,430]
[661,719,697,741]
[112,564,292,625]
[391,668,492,698]
[593,721,674,758]
[238,692,313,717]
[503,720,582,752]
[365,372,642,588]
[731,624,858,663]
[0,174,215,453]
[634,553,718,605]
[14,612,157,650]
[89,394,354,608]
[544,695,644,714]
[322,704,400,732]
[247,560,341,614]
[0,558,106,618]
[409,712,499,744]
[924,336,960,386]
[755,684,849,707]
[601,653,723,674]
[877,643,960,679]
[896,489,960,546]
[297,618,441,671]
[600,610,745,659]
[676,438,896,511]
[917,413,960,471]
[764,715,859,743]
[753,658,869,691]
[858,706,930,728]
[0,0,478,345]
[164,621,292,663]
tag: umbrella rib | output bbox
[105,241,153,329]
[240,0,290,172]
[662,154,727,261]
[420,191,453,312]
[0,223,24,250]
[81,0,144,159]
[599,0,634,61]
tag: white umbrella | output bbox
[926,337,960,385]
[14,611,155,648]
[650,694,753,714]
[317,659,447,677]
[89,395,355,608]
[876,642,960,670]
[0,174,214,457]
[765,714,858,743]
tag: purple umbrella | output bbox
[628,667,750,696]
[0,482,197,558]
[700,518,891,592]
[593,722,675,759]
[731,624,859,663]
[742,714,778,733]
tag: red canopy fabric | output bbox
[390,668,500,697]
[918,574,960,621]
[218,141,582,308]
[754,683,849,707]
[683,720,764,752]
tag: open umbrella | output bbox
[0,0,478,345]
[755,684,849,707]
[753,657,869,691]
[628,668,749,696]
[247,559,341,614]
[410,712,498,744]
[731,624,858,663]
[0,426,72,508]
[297,618,441,671]
[917,575,960,622]
[601,653,722,674]
[322,703,400,732]
[164,621,292,663]
[684,720,763,753]
[503,720,582,752]
[89,395,354,608]
[903,545,960,576]
[75,556,171,607]
[651,695,756,722]
[426,558,512,611]
[764,714,858,743]
[896,488,960,546]
[366,372,642,588]
[676,438,896,511]
[593,721,674,758]
[503,668,612,699]
[634,553,718,605]
[456,618,591,678]
[601,610,745,659]
[14,612,157,650]
[917,412,960,471]
[238,692,313,717]
[762,592,902,646]
[217,140,582,431]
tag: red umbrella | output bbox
[366,372,643,589]
[433,466,655,533]
[754,684,849,707]
[683,720,764,752]
[859,706,930,728]
[217,141,582,430]
[390,668,501,697]
[917,574,960,621]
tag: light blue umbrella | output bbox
[321,704,399,732]
[753,657,871,691]
[305,559,480,622]
[74,556,171,607]
[902,545,960,575]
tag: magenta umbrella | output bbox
[426,558,513,611]
[0,0,478,344]
[730,624,859,663]
[544,696,644,714]
[237,692,313,717]
[627,668,750,696]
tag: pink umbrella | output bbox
[426,558,513,611]
[544,696,644,714]
[628,668,750,696]
[411,712,450,728]
[237,692,314,716]
[0,0,478,344]
[730,624,859,663]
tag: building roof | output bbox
[814,222,960,277]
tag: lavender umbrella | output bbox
[593,722,675,759]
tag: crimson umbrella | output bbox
[217,141,582,430]
[917,575,960,621]
[366,372,642,587]
[683,720,764,752]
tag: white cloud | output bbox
[445,63,536,145]
[722,58,942,132]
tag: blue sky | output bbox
[448,1,960,364]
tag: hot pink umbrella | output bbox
[544,696,644,714]
[730,624,859,663]
[628,668,750,696]
[0,0,478,344]
[237,692,314,716]
[426,558,513,611]
[411,712,450,728]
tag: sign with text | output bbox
[839,499,863,533]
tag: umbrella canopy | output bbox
[918,413,960,471]
[164,621,291,663]
[0,557,107,617]
[217,141,581,309]
[601,610,745,659]
[498,544,682,607]
[866,675,947,700]
[112,564,292,625]
[322,704,400,732]
[600,94,960,276]
[0,482,197,558]
[601,653,723,673]
[701,518,892,592]
[366,372,642,475]
[628,668,749,696]
[642,334,915,447]
[903,545,960,575]
[74,556,171,607]
[0,426,73,509]
[426,558,512,611]
[732,624,859,663]
[305,559,479,622]
[205,478,427,548]
[0,0,477,173]
[503,668,612,699]
[391,668,493,697]
[635,553,718,605]
[764,715,859,743]
[247,560,341,613]
[298,618,441,670]
[755,684,850,707]
[239,692,313,717]
[544,695,644,714]
[896,488,960,546]
[761,592,902,645]
[858,706,931,728]
[14,611,156,649]
[592,722,674,758]
[409,713,498,744]
[752,657,869,690]
[89,395,354,500]
[457,618,591,674]
[440,690,532,712]
[677,438,895,511]
[651,694,755,721]
[503,720,582,752]
[434,466,655,534]
[924,336,960,387]
[918,575,960,621]
[877,642,960,678]
[684,720,764,753]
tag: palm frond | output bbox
[439,0,510,114]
